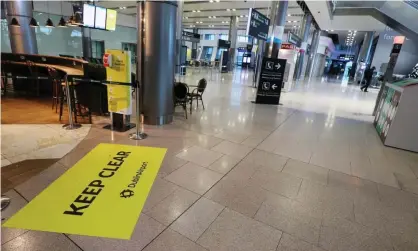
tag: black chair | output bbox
[188,78,207,112]
[48,67,62,113]
[174,82,190,119]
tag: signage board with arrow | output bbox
[255,57,287,105]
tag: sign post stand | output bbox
[130,1,147,140]
[255,57,287,105]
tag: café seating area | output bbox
[174,78,207,119]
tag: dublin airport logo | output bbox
[120,189,134,198]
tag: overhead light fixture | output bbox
[293,25,296,28]
[10,17,20,27]
[293,20,297,23]
[209,0,213,2]
[287,21,291,23]
[192,10,196,12]
[209,16,212,18]
[119,6,126,9]
[226,9,230,11]
[197,10,201,12]
[232,9,236,11]
[30,17,39,27]
[216,0,220,2]
[288,14,291,17]
[240,15,244,18]
[58,17,67,27]
[45,18,54,27]
[213,16,216,18]
[331,30,334,31]
[245,15,248,17]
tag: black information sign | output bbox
[182,31,200,43]
[288,32,302,47]
[255,57,287,105]
[246,8,270,41]
[218,39,231,49]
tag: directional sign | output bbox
[255,57,287,105]
[287,32,302,47]
[246,8,270,41]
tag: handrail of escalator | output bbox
[404,0,418,9]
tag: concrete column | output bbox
[5,0,38,54]
[294,14,312,80]
[81,27,92,59]
[140,1,177,125]
[191,27,198,59]
[355,31,375,82]
[305,29,321,79]
[228,16,238,71]
[175,0,184,74]
[265,0,288,58]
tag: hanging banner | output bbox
[3,144,167,240]
[246,8,270,41]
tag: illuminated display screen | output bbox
[106,9,117,31]
[82,4,95,28]
[95,6,107,29]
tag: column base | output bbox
[144,115,173,125]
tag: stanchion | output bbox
[129,81,147,140]
[130,1,147,140]
[62,75,81,130]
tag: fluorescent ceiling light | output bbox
[226,9,230,11]
[197,10,201,12]
[232,9,236,11]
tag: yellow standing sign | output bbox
[3,144,166,240]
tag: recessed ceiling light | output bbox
[293,25,296,28]
[209,0,213,2]
[226,9,230,11]
[293,20,297,23]
[197,10,201,12]
[326,30,329,31]
[288,14,291,17]
[213,16,216,18]
[330,30,334,32]
[216,0,220,2]
[192,10,196,12]
[196,21,199,23]
[240,15,244,18]
[232,9,236,11]
[287,21,291,23]
[209,16,212,18]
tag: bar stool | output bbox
[48,67,62,113]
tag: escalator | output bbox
[333,1,418,42]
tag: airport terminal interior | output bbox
[1,0,418,251]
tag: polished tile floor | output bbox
[2,68,418,251]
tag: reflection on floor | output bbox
[1,97,96,124]
[2,68,418,251]
[1,124,90,166]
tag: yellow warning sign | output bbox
[3,143,167,240]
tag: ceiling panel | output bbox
[97,0,305,30]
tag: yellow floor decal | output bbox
[3,143,167,240]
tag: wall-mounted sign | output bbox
[106,9,117,31]
[287,32,302,47]
[246,8,270,41]
[281,43,295,50]
[182,31,200,43]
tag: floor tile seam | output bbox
[145,184,188,213]
[161,160,190,178]
[274,228,284,251]
[252,110,297,150]
[253,213,321,248]
[176,205,226,245]
[142,194,222,251]
[0,229,30,246]
[166,228,210,251]
[3,189,84,251]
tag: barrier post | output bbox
[63,75,81,130]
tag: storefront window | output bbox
[92,40,104,59]
[204,34,215,40]
[219,34,228,40]
[122,42,137,64]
